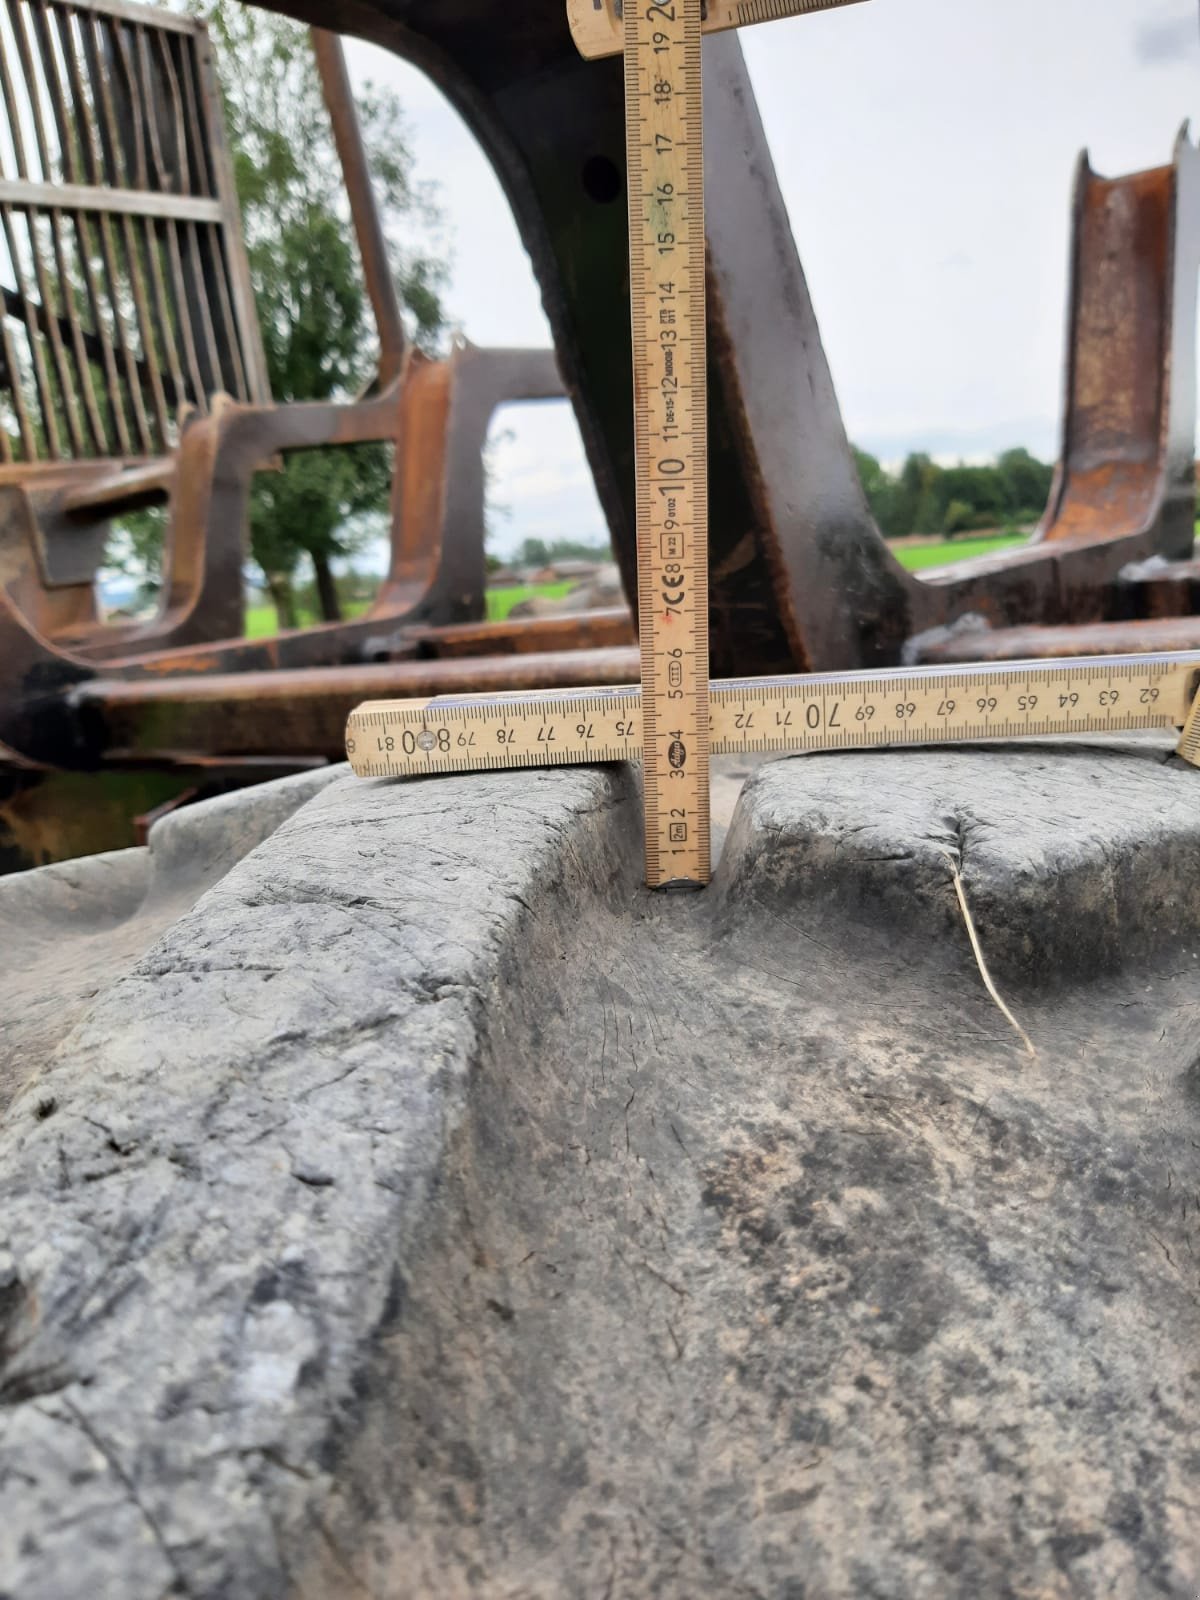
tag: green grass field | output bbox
[243,547,1027,637]
[244,585,574,637]
[484,581,574,621]
[244,599,370,637]
[245,604,293,638]
[888,533,1028,572]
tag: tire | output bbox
[2,740,1197,1598]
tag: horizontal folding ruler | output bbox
[346,0,1200,888]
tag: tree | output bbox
[938,465,1006,533]
[519,538,551,569]
[129,3,449,624]
[853,446,906,538]
[899,452,941,537]
[997,447,1053,523]
[209,1,448,620]
[850,445,1055,541]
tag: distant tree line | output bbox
[489,537,613,571]
[853,447,1054,540]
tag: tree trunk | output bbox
[266,573,297,630]
[312,552,342,622]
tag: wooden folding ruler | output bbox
[346,0,1200,888]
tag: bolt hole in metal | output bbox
[581,154,622,204]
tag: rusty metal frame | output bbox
[0,6,578,673]
[1,3,1198,809]
[311,26,407,392]
[0,0,271,656]
[0,337,575,669]
[906,125,1200,662]
[0,334,600,762]
[227,7,1198,676]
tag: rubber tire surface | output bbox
[1,741,1198,1598]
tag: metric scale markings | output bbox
[345,652,1200,778]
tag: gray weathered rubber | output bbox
[1,743,1198,1598]
[0,766,344,1112]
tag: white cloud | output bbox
[485,402,608,557]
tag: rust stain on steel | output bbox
[1120,557,1200,621]
[79,646,643,761]
[409,608,635,659]
[311,27,406,389]
[1034,161,1176,549]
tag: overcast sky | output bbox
[342,0,1199,558]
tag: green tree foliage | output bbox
[203,0,448,622]
[852,447,896,533]
[997,447,1056,521]
[853,446,1054,540]
[518,537,551,569]
[122,4,448,623]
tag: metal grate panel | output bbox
[0,0,268,465]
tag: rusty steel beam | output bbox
[371,341,565,635]
[912,616,1200,666]
[0,544,641,767]
[1117,557,1200,620]
[409,607,634,659]
[1032,130,1198,560]
[65,601,628,682]
[74,646,642,764]
[1,340,564,682]
[311,26,407,389]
